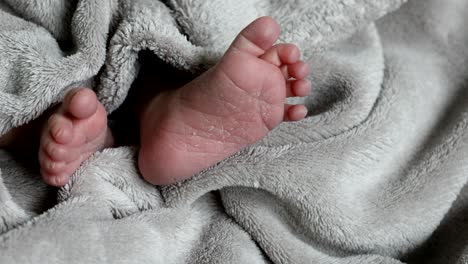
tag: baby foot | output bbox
[139,17,311,185]
[39,88,114,186]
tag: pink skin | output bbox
[38,89,113,186]
[138,17,311,185]
[37,16,311,186]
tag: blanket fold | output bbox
[1,0,468,263]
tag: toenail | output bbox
[53,127,65,139]
[44,162,55,172]
[72,89,88,101]
[302,63,310,75]
[52,177,60,186]
[296,106,308,118]
[287,45,300,60]
[64,88,85,107]
[300,80,312,93]
[68,89,82,100]
[53,175,66,186]
[48,162,57,170]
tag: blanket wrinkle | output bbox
[2,0,76,41]
[58,147,164,215]
[2,0,468,263]
[0,0,113,135]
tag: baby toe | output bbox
[286,79,312,97]
[260,43,301,66]
[39,152,67,175]
[41,170,69,187]
[48,113,73,144]
[284,104,308,121]
[288,61,310,80]
[42,139,70,161]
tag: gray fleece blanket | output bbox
[1,0,468,263]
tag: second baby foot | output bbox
[139,16,311,185]
[39,88,114,186]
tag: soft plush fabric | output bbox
[1,0,468,263]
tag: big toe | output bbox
[64,88,99,119]
[231,16,280,56]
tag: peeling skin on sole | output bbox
[138,17,311,185]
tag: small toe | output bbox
[286,79,312,97]
[260,44,300,66]
[39,156,79,187]
[42,140,69,161]
[41,170,69,187]
[52,174,70,187]
[288,61,310,80]
[40,170,56,186]
[284,104,308,121]
[43,140,80,162]
[39,153,67,175]
[48,113,73,144]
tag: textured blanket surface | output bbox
[1,0,468,263]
